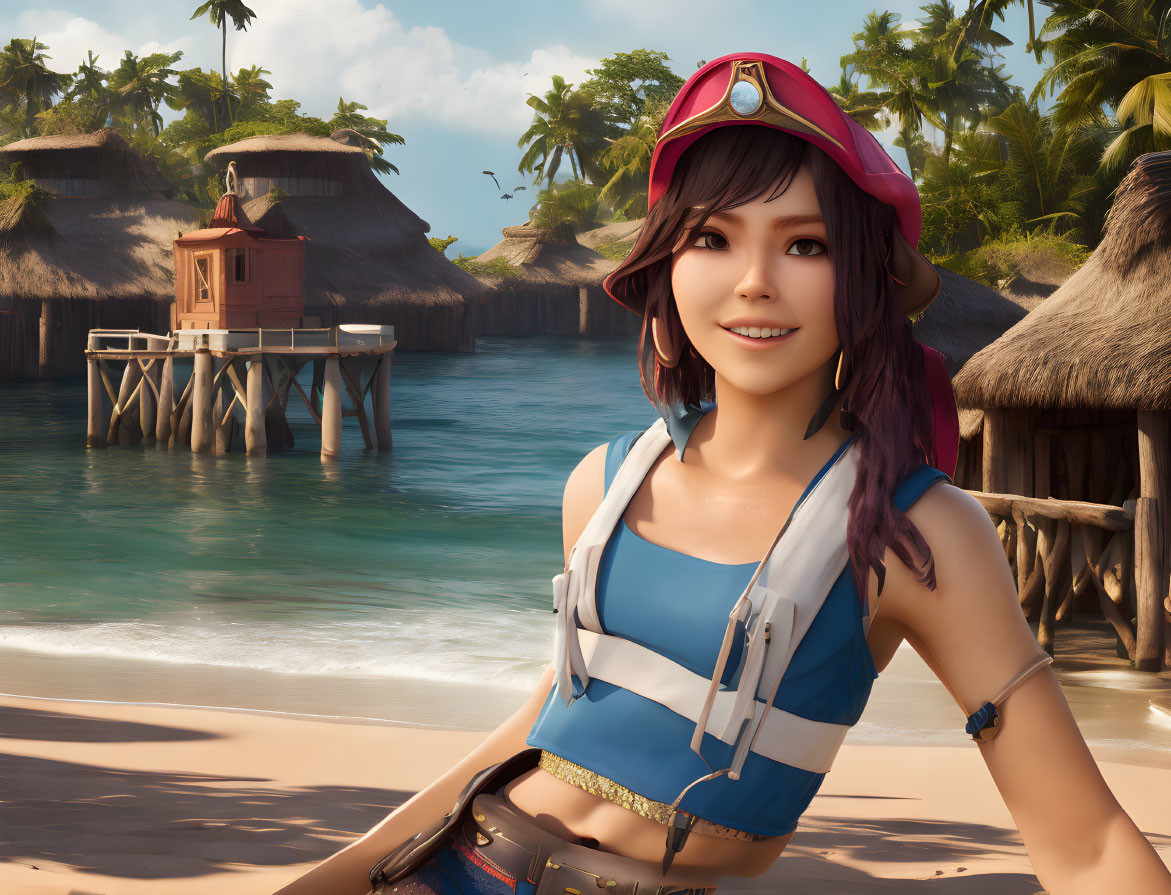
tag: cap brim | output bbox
[891,228,941,318]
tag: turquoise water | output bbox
[0,336,653,696]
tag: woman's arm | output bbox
[272,663,556,895]
[881,483,1171,894]
[273,442,610,895]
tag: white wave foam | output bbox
[0,607,554,691]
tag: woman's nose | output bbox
[734,251,781,302]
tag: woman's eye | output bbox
[788,238,827,257]
[691,230,727,250]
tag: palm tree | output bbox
[842,11,947,180]
[329,98,405,175]
[955,0,1047,64]
[168,67,233,134]
[594,97,668,218]
[517,75,610,187]
[109,51,181,135]
[71,51,106,99]
[0,38,69,136]
[1029,0,1171,174]
[530,179,606,238]
[1104,71,1171,172]
[826,63,892,131]
[190,0,257,126]
[231,64,271,119]
[916,1,1015,176]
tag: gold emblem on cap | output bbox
[657,60,844,151]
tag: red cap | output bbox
[607,51,941,320]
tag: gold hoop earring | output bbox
[834,345,848,391]
[651,315,681,368]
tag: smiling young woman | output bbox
[273,52,1171,895]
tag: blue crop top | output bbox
[526,421,951,837]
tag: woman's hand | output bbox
[881,482,1171,894]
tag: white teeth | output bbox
[729,326,793,339]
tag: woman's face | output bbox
[670,160,838,399]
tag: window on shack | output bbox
[194,255,212,303]
[228,247,248,284]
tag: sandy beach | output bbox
[2,623,1169,894]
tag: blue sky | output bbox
[0,1,1054,255]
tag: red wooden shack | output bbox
[173,192,306,330]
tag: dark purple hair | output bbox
[607,125,938,605]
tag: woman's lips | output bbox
[722,326,798,348]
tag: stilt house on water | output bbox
[0,129,200,379]
[952,150,1171,672]
[204,131,487,351]
[474,222,639,337]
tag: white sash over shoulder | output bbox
[551,417,860,781]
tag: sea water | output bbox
[1,335,1168,757]
[0,336,652,723]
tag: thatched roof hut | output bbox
[0,129,200,379]
[0,128,172,196]
[473,222,637,336]
[577,218,644,251]
[897,265,1028,490]
[205,131,486,351]
[913,266,1028,378]
[952,151,1171,670]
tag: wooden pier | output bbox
[85,326,396,461]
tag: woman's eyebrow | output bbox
[706,211,824,228]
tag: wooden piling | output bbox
[373,353,392,452]
[245,357,267,455]
[139,361,157,445]
[108,359,143,446]
[266,357,296,453]
[191,348,213,452]
[578,286,590,335]
[1135,410,1169,670]
[38,300,51,379]
[87,358,105,447]
[213,369,232,455]
[156,356,173,446]
[321,356,342,461]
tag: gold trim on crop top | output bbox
[538,750,772,841]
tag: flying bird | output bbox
[500,193,513,200]
[513,186,526,191]
[482,170,500,190]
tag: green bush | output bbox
[450,253,523,280]
[593,240,633,263]
[429,235,458,256]
[932,226,1089,291]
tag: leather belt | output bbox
[459,791,722,895]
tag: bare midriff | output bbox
[500,767,793,878]
[501,578,900,880]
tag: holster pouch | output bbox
[368,747,543,891]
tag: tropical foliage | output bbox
[0,5,405,207]
[0,1,1166,283]
[505,3,1168,288]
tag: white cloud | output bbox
[5,9,198,76]
[12,10,128,73]
[230,0,598,134]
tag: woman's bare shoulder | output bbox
[560,442,609,566]
[881,481,1045,706]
